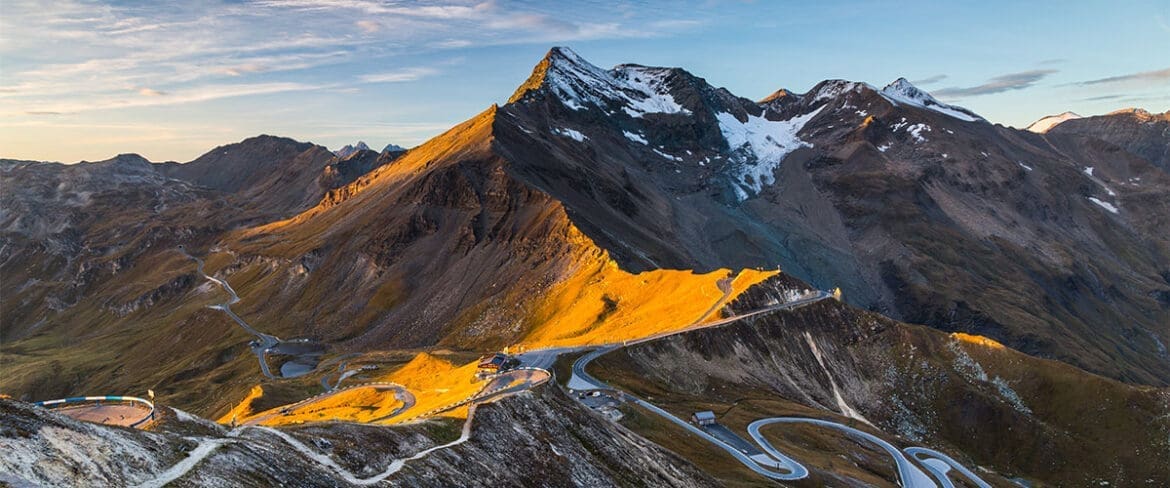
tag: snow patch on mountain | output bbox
[718,106,824,200]
[880,78,982,122]
[652,148,682,162]
[623,130,648,145]
[1083,167,1118,196]
[1088,197,1119,214]
[552,127,587,142]
[539,47,690,118]
[1026,112,1081,133]
[811,80,874,103]
[613,66,689,117]
[809,79,875,103]
[890,118,932,143]
[906,123,931,143]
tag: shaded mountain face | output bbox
[496,48,1170,385]
[159,135,317,194]
[1046,108,1170,172]
[0,136,399,353]
[156,134,372,219]
[1,155,223,343]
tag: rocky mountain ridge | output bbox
[497,47,1170,384]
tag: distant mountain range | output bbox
[335,141,408,159]
[2,47,1168,487]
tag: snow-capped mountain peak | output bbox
[882,78,930,100]
[1025,111,1082,133]
[879,78,983,122]
[334,141,371,158]
[510,46,690,118]
[810,80,876,103]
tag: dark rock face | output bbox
[0,155,219,343]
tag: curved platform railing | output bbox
[35,395,156,427]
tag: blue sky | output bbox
[1,0,1167,163]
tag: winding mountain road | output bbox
[253,405,477,486]
[182,249,279,379]
[904,447,992,488]
[562,287,989,488]
[749,417,936,488]
[138,402,476,487]
[136,437,234,488]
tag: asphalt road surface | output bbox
[54,404,153,427]
[749,417,937,488]
[904,447,992,488]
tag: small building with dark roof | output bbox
[692,410,716,426]
[477,353,516,374]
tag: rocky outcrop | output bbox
[0,385,717,487]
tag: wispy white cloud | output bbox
[359,67,440,83]
[0,0,702,161]
[253,0,493,19]
[355,19,382,33]
[0,0,695,116]
[933,70,1058,99]
[9,82,330,116]
[1073,67,1170,87]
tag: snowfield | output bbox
[717,106,824,199]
